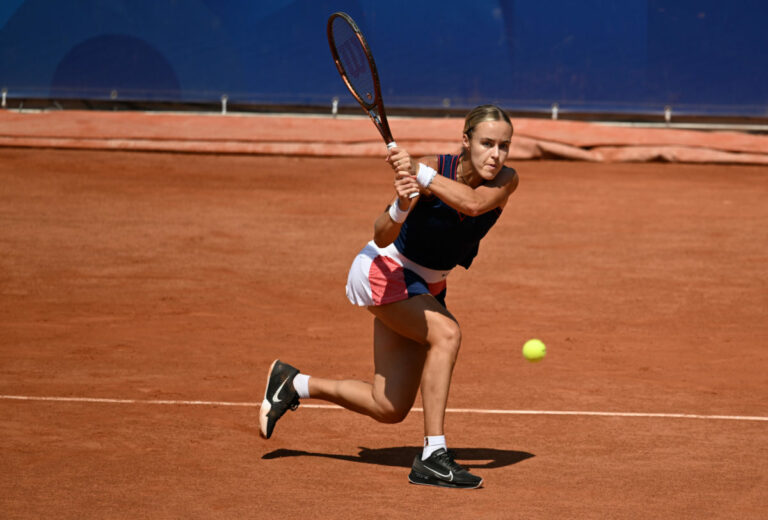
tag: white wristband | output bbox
[416,163,437,188]
[388,199,410,223]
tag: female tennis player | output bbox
[259,105,518,489]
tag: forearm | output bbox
[373,196,411,247]
[373,210,400,247]
[415,163,500,217]
[426,174,486,216]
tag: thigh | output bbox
[368,293,458,346]
[371,318,426,413]
[368,295,460,412]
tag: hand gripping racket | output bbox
[328,12,418,197]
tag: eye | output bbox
[499,142,510,152]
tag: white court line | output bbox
[2,394,766,422]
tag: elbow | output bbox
[462,201,483,217]
[462,192,497,217]
[373,236,390,248]
[373,228,395,248]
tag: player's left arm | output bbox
[428,166,519,216]
[387,147,518,216]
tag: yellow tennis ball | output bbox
[522,339,546,362]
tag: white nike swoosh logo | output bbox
[272,378,289,403]
[427,467,453,481]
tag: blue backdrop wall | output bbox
[1,0,766,117]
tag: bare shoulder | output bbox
[492,165,519,192]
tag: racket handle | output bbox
[387,141,418,199]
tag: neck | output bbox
[458,156,480,188]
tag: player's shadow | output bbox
[262,446,533,469]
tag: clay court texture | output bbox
[1,110,767,518]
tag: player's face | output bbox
[463,120,512,179]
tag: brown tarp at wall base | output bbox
[1,110,766,164]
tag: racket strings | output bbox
[331,18,377,106]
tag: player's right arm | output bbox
[373,170,420,247]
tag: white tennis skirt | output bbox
[345,240,451,307]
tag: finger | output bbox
[390,148,408,159]
[388,155,406,169]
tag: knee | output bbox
[378,408,410,424]
[373,402,411,424]
[429,320,462,358]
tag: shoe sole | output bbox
[258,359,279,439]
[408,471,483,489]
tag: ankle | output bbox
[292,373,310,399]
[422,435,447,460]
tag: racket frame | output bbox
[327,12,396,148]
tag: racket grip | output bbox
[387,141,418,198]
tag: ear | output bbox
[462,132,470,150]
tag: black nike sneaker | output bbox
[408,448,483,489]
[259,359,301,439]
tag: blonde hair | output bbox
[463,104,513,139]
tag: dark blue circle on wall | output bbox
[50,33,181,100]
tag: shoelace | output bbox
[434,450,467,473]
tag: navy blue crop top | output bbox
[393,155,502,271]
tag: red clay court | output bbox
[1,111,767,518]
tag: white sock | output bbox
[422,435,447,460]
[292,374,310,399]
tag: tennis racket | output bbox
[327,12,396,149]
[328,12,418,197]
